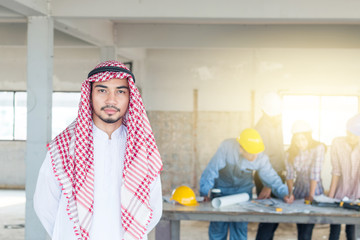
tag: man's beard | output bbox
[98,115,122,124]
[94,105,123,124]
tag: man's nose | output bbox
[105,92,116,104]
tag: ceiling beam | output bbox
[114,23,360,49]
[0,0,47,16]
[54,19,114,47]
[117,48,146,61]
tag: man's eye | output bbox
[118,90,125,94]
[98,89,106,93]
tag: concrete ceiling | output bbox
[49,0,360,24]
[1,0,360,51]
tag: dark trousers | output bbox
[296,224,314,240]
[254,171,285,240]
[255,222,279,240]
[329,224,355,240]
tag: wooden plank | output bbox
[159,201,360,240]
[161,201,360,224]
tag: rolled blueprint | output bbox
[211,193,250,208]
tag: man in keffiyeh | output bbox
[34,60,163,240]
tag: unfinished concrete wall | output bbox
[0,141,26,188]
[148,111,251,195]
[147,111,194,193]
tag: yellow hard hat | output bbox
[170,186,199,206]
[236,128,265,154]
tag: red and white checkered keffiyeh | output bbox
[47,60,162,240]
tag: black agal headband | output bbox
[87,66,135,83]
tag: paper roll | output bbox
[211,193,250,208]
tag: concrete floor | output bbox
[0,190,25,240]
[0,190,348,240]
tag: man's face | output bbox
[239,146,258,161]
[91,78,130,126]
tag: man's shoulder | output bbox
[51,120,77,142]
[331,136,347,146]
[253,152,270,167]
[220,138,239,147]
[216,138,240,154]
[256,152,268,161]
[331,137,349,150]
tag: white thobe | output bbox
[34,124,163,240]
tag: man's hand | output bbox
[305,195,314,203]
[203,196,211,202]
[283,194,294,204]
[258,187,271,199]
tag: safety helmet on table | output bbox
[170,186,199,206]
[261,92,282,117]
[291,120,312,134]
[347,113,360,136]
[236,128,265,154]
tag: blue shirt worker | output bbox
[200,128,290,240]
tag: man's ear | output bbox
[239,145,244,154]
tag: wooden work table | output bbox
[155,199,360,240]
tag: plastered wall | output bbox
[147,111,251,194]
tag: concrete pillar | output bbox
[25,16,53,240]
[101,46,116,61]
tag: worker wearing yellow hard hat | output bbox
[236,128,265,159]
[199,128,290,240]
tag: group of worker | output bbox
[186,92,359,240]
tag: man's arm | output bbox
[307,180,318,202]
[33,152,62,237]
[329,139,341,198]
[257,187,272,199]
[328,175,340,198]
[283,179,295,203]
[199,142,227,197]
[257,155,288,200]
[307,145,325,201]
[146,174,162,233]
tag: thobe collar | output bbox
[92,122,125,140]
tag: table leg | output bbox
[170,220,180,240]
[155,220,180,240]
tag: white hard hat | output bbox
[261,92,282,117]
[292,120,312,134]
[347,113,360,136]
